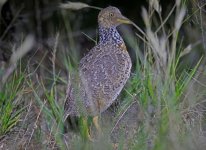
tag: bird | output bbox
[64,6,132,139]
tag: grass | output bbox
[0,0,206,149]
[0,71,25,137]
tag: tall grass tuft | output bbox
[0,71,25,137]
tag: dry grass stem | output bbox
[59,2,102,11]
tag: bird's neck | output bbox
[98,26,124,45]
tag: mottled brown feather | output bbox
[64,6,132,120]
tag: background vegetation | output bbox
[0,0,206,149]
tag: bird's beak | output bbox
[116,16,132,24]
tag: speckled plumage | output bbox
[64,6,132,120]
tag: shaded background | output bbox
[0,0,205,72]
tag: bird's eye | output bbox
[109,13,114,17]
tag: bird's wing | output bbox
[79,43,131,108]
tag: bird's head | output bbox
[98,6,131,28]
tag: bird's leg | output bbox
[93,116,102,134]
[81,117,93,141]
[80,116,101,141]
